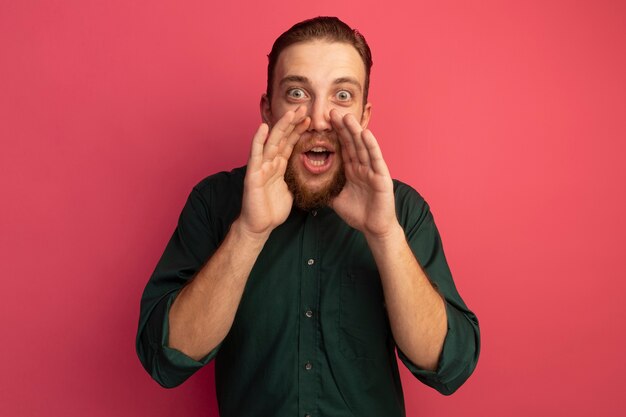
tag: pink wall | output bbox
[2,1,625,416]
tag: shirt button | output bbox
[304,362,312,371]
[305,309,313,318]
[311,210,317,216]
[307,258,314,266]
[305,414,311,417]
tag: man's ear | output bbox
[360,102,372,129]
[260,94,272,125]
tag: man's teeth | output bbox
[305,147,330,167]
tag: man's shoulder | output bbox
[187,166,247,215]
[392,178,426,207]
[392,178,432,229]
[193,165,247,194]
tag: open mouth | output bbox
[302,145,335,174]
[305,147,332,166]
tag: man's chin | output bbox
[285,166,346,211]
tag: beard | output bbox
[284,134,346,211]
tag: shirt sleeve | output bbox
[135,186,223,388]
[393,182,481,395]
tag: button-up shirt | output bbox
[136,166,480,417]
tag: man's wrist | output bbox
[230,218,272,248]
[363,220,405,247]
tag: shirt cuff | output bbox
[151,292,220,388]
[397,302,479,395]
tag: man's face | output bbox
[261,40,372,210]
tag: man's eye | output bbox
[287,88,306,99]
[336,90,352,101]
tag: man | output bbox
[137,16,480,417]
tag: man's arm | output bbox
[166,108,311,360]
[364,224,447,370]
[167,218,268,360]
[330,110,447,370]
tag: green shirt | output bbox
[136,166,480,417]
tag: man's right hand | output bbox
[237,106,310,239]
[168,107,309,360]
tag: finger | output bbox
[264,106,308,162]
[280,116,311,159]
[249,123,270,170]
[362,128,391,177]
[343,113,370,166]
[263,110,295,161]
[330,109,357,164]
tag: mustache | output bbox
[297,131,340,148]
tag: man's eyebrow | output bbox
[333,77,362,92]
[279,75,310,86]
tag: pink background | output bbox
[2,0,625,416]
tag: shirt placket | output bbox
[298,209,320,417]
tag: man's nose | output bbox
[308,99,332,132]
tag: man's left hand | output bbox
[329,109,399,239]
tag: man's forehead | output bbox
[274,40,366,85]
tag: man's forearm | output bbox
[365,223,448,371]
[168,219,269,360]
[166,110,308,361]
